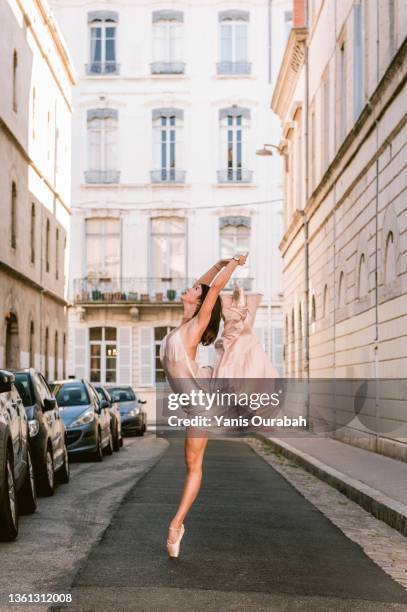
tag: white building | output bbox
[0,0,74,378]
[51,0,291,411]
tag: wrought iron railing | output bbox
[217,61,252,75]
[85,61,120,75]
[84,170,121,184]
[73,276,254,304]
[150,61,186,75]
[150,169,186,183]
[217,169,253,183]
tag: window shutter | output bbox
[272,327,284,375]
[117,327,132,384]
[73,328,88,378]
[139,327,154,387]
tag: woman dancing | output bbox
[160,254,279,557]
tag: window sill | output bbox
[150,182,191,188]
[212,74,255,80]
[212,182,257,188]
[149,74,189,80]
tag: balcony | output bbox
[150,169,186,184]
[217,169,253,184]
[85,61,120,75]
[217,61,251,75]
[74,278,194,305]
[151,61,186,75]
[84,170,121,184]
[73,277,254,305]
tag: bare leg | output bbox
[168,432,208,543]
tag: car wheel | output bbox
[57,444,70,484]
[92,431,103,462]
[38,446,55,496]
[104,430,113,456]
[0,446,19,541]
[113,425,120,452]
[19,445,37,515]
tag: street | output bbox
[2,435,406,612]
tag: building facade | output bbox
[272,0,407,459]
[51,0,291,412]
[0,0,74,378]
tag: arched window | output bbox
[152,10,184,74]
[5,313,19,370]
[218,10,250,75]
[86,217,120,278]
[152,108,184,183]
[86,109,119,184]
[298,303,303,375]
[63,333,66,379]
[384,231,397,285]
[323,284,328,318]
[311,294,316,322]
[150,217,186,278]
[338,271,345,308]
[11,182,17,249]
[290,308,295,376]
[55,228,59,280]
[219,216,251,285]
[218,106,251,183]
[30,203,36,263]
[358,253,367,298]
[29,321,35,367]
[12,50,18,112]
[87,11,119,74]
[46,219,50,272]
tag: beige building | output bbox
[272,0,407,459]
[0,0,74,379]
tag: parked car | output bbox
[106,386,147,436]
[51,379,112,461]
[0,370,37,541]
[94,385,123,451]
[14,369,69,496]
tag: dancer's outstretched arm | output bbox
[195,253,248,334]
[196,258,231,286]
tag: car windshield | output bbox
[14,373,34,407]
[109,387,136,402]
[54,383,90,407]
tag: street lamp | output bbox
[256,143,283,156]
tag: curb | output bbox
[254,433,407,538]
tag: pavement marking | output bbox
[248,437,407,591]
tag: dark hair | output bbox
[194,283,222,346]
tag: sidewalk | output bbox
[256,432,407,537]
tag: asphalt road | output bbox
[52,437,407,612]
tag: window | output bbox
[29,322,35,367]
[338,271,345,308]
[311,295,316,322]
[12,50,18,112]
[89,327,117,383]
[63,333,66,379]
[295,111,303,211]
[384,231,397,284]
[11,182,17,249]
[388,0,397,57]
[152,11,184,74]
[44,327,49,380]
[154,326,175,382]
[218,11,250,74]
[54,331,58,380]
[152,109,184,182]
[309,103,316,191]
[219,107,251,183]
[358,253,368,298]
[87,11,119,74]
[32,87,36,139]
[219,217,250,285]
[86,109,119,183]
[353,1,365,120]
[86,218,120,279]
[55,229,59,280]
[151,217,186,278]
[30,203,35,263]
[322,69,330,170]
[323,284,328,318]
[338,39,346,144]
[46,219,50,273]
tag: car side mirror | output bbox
[138,399,147,404]
[100,399,109,410]
[43,397,57,412]
[0,370,14,394]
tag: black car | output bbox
[94,385,123,451]
[106,386,147,436]
[14,369,69,496]
[0,370,37,541]
[51,379,112,461]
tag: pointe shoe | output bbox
[166,524,185,558]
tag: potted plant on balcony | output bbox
[155,292,164,302]
[140,293,150,302]
[128,291,138,301]
[167,288,176,301]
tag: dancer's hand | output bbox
[235,252,248,266]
